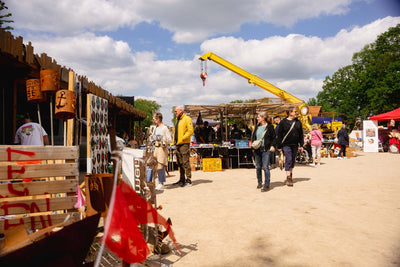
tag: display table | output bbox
[322,140,335,151]
[228,147,254,168]
[168,145,254,170]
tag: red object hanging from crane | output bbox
[200,71,207,86]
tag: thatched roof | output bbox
[184,102,302,120]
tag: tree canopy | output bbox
[133,98,161,128]
[315,24,400,123]
[0,1,14,30]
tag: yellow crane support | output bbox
[199,52,312,130]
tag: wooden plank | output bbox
[0,146,78,161]
[0,163,78,180]
[26,42,34,64]
[67,71,75,146]
[0,212,81,232]
[0,179,78,198]
[15,36,23,61]
[0,196,77,216]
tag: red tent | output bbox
[369,107,400,121]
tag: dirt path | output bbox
[145,152,400,267]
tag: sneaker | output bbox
[309,163,315,166]
[337,157,343,159]
[155,184,163,190]
[184,181,192,187]
[173,180,184,186]
[257,183,262,189]
[343,157,347,159]
[317,163,321,166]
[261,185,270,192]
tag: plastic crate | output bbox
[202,158,222,172]
[234,139,249,147]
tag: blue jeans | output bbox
[146,167,166,183]
[253,149,271,186]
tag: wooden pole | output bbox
[66,71,75,146]
[50,95,54,145]
[37,103,44,145]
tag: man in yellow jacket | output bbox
[173,106,194,187]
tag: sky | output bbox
[5,0,400,125]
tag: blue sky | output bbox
[5,0,400,124]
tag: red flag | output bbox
[119,180,180,251]
[105,185,150,263]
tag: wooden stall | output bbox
[183,102,301,169]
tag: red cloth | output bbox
[105,185,149,263]
[119,180,179,250]
[105,180,179,263]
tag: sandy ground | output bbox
[144,151,400,267]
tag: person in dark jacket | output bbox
[277,108,304,186]
[251,112,276,192]
[337,124,349,159]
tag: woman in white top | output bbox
[147,112,172,190]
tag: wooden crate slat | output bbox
[0,146,78,161]
[0,212,81,232]
[0,179,78,198]
[0,163,78,180]
[0,196,77,216]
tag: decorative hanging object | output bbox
[26,79,46,102]
[200,60,207,86]
[40,69,60,92]
[55,89,76,120]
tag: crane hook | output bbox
[200,71,207,86]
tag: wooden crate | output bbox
[0,146,81,234]
[202,158,222,172]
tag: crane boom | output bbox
[199,52,311,130]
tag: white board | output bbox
[363,120,378,152]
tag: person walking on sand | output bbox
[337,124,349,159]
[277,108,304,186]
[251,112,276,192]
[147,112,172,190]
[309,124,323,166]
[172,106,194,187]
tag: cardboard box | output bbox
[190,156,197,171]
[346,147,357,157]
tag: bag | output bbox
[281,121,296,144]
[251,127,268,149]
[251,139,262,149]
[334,137,338,144]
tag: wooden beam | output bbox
[0,179,78,197]
[0,212,81,232]
[0,146,78,161]
[0,163,78,180]
[0,196,77,216]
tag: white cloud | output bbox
[9,0,364,43]
[6,0,400,123]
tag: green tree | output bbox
[316,24,400,122]
[0,1,14,30]
[134,98,161,128]
[307,97,317,106]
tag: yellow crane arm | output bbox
[199,52,304,103]
[199,52,311,130]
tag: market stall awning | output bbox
[184,102,302,120]
[369,107,400,121]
